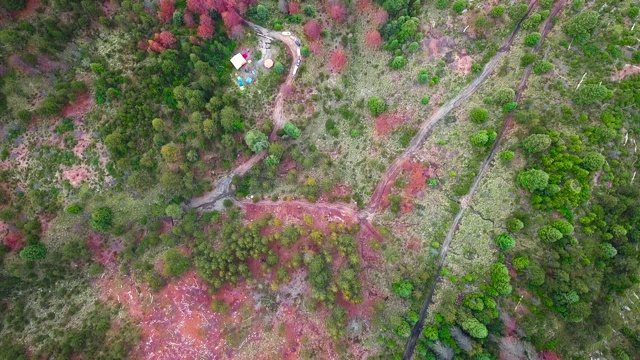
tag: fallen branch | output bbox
[576,72,587,89]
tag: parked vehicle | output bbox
[295,40,301,47]
[281,31,291,36]
[296,59,301,66]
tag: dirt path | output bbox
[366,2,539,216]
[401,1,566,358]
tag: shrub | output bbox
[264,154,280,166]
[423,324,439,340]
[19,242,47,261]
[304,5,316,17]
[503,101,518,113]
[494,88,515,105]
[368,97,387,116]
[469,107,488,123]
[538,225,563,243]
[520,52,537,67]
[507,217,524,231]
[91,207,113,232]
[165,204,183,219]
[516,169,549,191]
[512,256,530,270]
[533,61,553,74]
[490,263,512,295]
[564,10,599,41]
[582,151,605,171]
[470,130,496,146]
[489,5,505,18]
[2,0,27,11]
[508,3,529,22]
[163,248,190,277]
[421,96,430,105]
[495,233,516,251]
[283,122,301,139]
[500,150,515,162]
[522,134,551,153]
[393,279,413,298]
[161,143,181,163]
[418,70,429,84]
[65,204,82,215]
[391,56,406,69]
[407,42,420,52]
[463,293,485,311]
[452,0,466,14]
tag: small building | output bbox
[230,53,247,70]
[264,59,274,69]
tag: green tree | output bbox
[463,293,485,311]
[493,87,515,105]
[165,204,183,219]
[152,118,165,132]
[91,207,113,232]
[19,242,47,261]
[533,61,554,74]
[552,219,574,235]
[368,97,387,116]
[500,150,515,162]
[2,0,27,11]
[522,134,552,153]
[161,143,181,163]
[452,0,466,14]
[461,317,488,339]
[393,279,413,298]
[283,122,301,139]
[600,242,617,258]
[423,324,439,340]
[516,169,549,191]
[582,151,605,171]
[470,130,496,146]
[418,70,429,84]
[264,155,280,166]
[392,56,407,69]
[220,106,243,133]
[524,32,541,46]
[564,10,599,42]
[252,4,270,23]
[495,233,516,251]
[274,62,285,74]
[244,130,269,153]
[512,256,530,270]
[538,225,563,243]
[490,263,512,295]
[489,5,505,17]
[575,84,609,105]
[304,5,316,17]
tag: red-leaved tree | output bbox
[184,10,197,27]
[198,14,215,38]
[148,40,165,53]
[365,30,382,48]
[221,10,243,33]
[329,49,347,72]
[154,31,177,49]
[303,20,322,41]
[328,2,347,23]
[288,1,300,14]
[158,0,175,23]
[374,10,388,26]
[187,0,208,14]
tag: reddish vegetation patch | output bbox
[539,350,561,360]
[327,1,347,23]
[8,54,37,75]
[159,218,174,235]
[62,92,93,119]
[378,159,436,212]
[3,231,24,252]
[452,50,473,75]
[329,49,348,73]
[303,20,322,41]
[12,0,39,18]
[365,30,383,48]
[288,1,300,14]
[318,183,351,202]
[184,10,197,28]
[87,233,120,270]
[309,41,322,55]
[355,0,372,11]
[149,31,177,53]
[62,165,92,186]
[612,64,640,81]
[374,112,407,137]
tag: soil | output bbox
[62,165,92,187]
[62,92,93,119]
[452,50,474,75]
[13,0,39,19]
[612,64,640,81]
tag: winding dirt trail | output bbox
[189,22,301,211]
[401,1,566,358]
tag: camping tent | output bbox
[264,59,274,69]
[230,53,247,70]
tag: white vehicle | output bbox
[281,31,291,36]
[289,35,296,41]
[297,48,301,56]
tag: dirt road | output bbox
[401,1,566,358]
